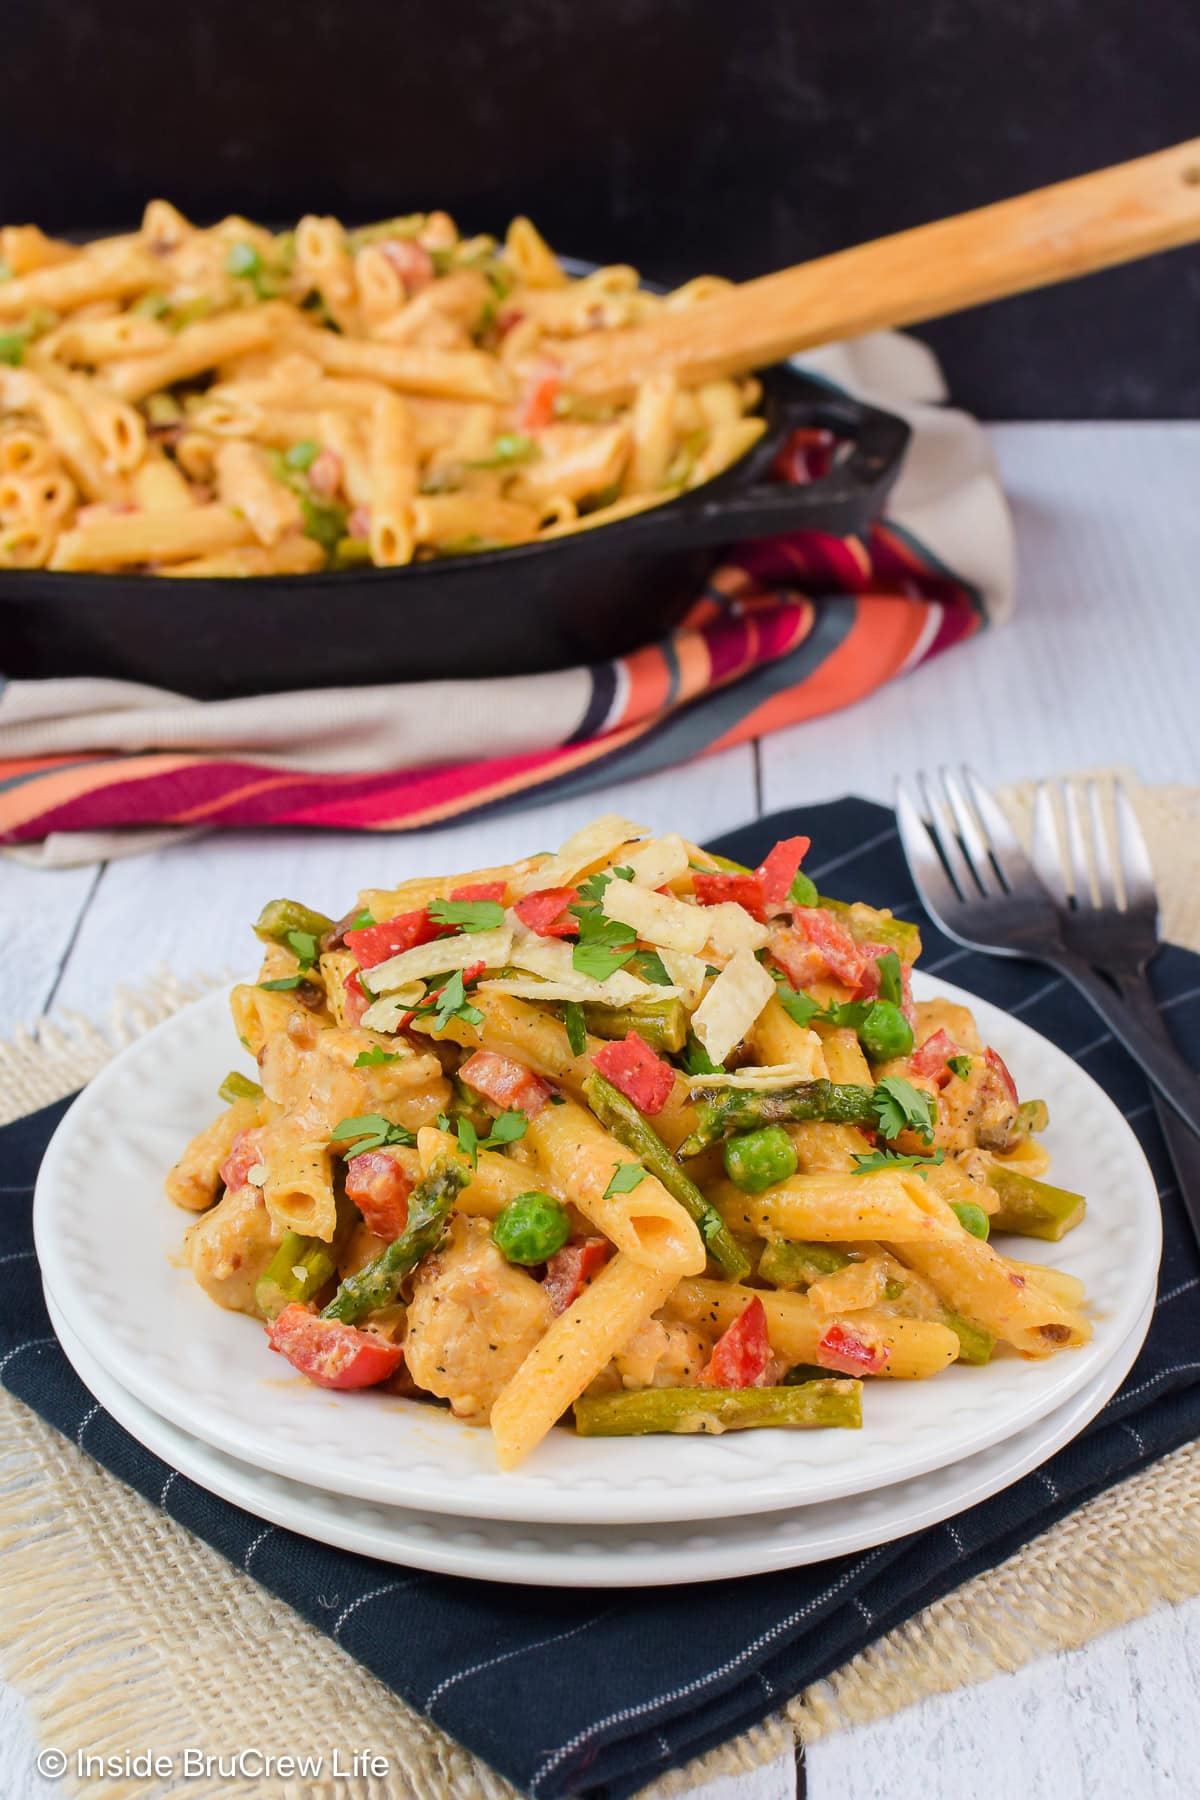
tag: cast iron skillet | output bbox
[0,252,910,699]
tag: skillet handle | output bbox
[622,388,911,552]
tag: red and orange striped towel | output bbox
[0,335,1013,863]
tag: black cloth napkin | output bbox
[4,798,1199,1800]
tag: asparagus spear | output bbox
[986,1167,1086,1241]
[257,1184,358,1318]
[573,1380,862,1437]
[218,1070,263,1105]
[253,897,335,946]
[678,1079,877,1157]
[1016,1098,1050,1135]
[320,1157,467,1323]
[941,1310,995,1365]
[583,998,689,1054]
[582,1072,750,1280]
[758,1239,850,1288]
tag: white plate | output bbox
[35,974,1161,1525]
[46,1286,1153,1586]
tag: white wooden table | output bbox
[3,425,1199,1800]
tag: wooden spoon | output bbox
[552,138,1200,397]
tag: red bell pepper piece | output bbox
[458,1048,552,1117]
[692,869,767,922]
[219,1126,268,1193]
[513,886,580,938]
[266,1304,404,1390]
[768,928,829,990]
[543,1238,611,1314]
[698,1295,771,1388]
[307,448,343,498]
[816,1322,888,1377]
[377,237,435,294]
[910,1027,962,1085]
[985,1046,1019,1107]
[450,881,507,903]
[346,909,439,969]
[518,358,561,431]
[789,907,868,987]
[343,969,371,1026]
[345,1149,412,1239]
[755,835,812,912]
[590,1032,675,1116]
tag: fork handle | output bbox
[1115,973,1200,1247]
[1051,951,1200,1137]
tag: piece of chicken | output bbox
[403,1215,553,1423]
[184,1181,282,1315]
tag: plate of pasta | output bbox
[35,813,1160,1525]
[0,203,908,696]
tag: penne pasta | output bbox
[49,503,255,570]
[0,204,776,574]
[526,1097,705,1274]
[491,1255,679,1467]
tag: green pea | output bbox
[493,1192,571,1265]
[951,1202,990,1241]
[858,999,914,1064]
[722,1125,798,1195]
[225,241,262,278]
[0,334,25,367]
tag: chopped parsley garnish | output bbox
[330,1113,416,1154]
[353,1046,401,1068]
[407,967,485,1032]
[348,908,375,931]
[852,1147,945,1178]
[768,969,821,1028]
[285,928,320,972]
[259,975,307,991]
[603,1162,646,1200]
[871,1076,937,1144]
[767,967,871,1032]
[947,1054,973,1081]
[570,906,637,983]
[563,1000,588,1057]
[681,1031,723,1077]
[629,948,673,986]
[427,898,506,934]
[453,1108,528,1168]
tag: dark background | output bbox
[6,0,1198,417]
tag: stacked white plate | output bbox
[35,973,1161,1588]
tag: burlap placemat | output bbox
[2,774,1197,1800]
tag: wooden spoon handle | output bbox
[556,138,1200,397]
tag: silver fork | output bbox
[895,767,1200,1136]
[1031,777,1200,1235]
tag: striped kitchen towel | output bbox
[0,334,1013,864]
